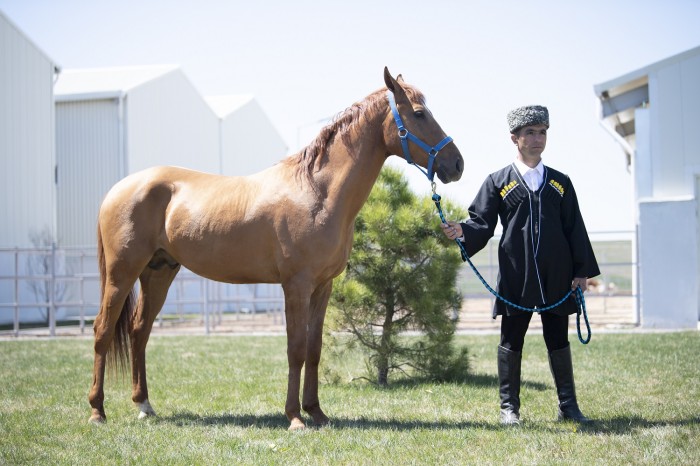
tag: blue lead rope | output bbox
[431,191,591,344]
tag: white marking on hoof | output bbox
[137,399,157,419]
[289,418,306,431]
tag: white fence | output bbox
[0,245,285,337]
[0,232,637,337]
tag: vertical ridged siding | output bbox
[0,12,56,247]
[55,99,121,247]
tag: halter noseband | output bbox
[386,90,453,182]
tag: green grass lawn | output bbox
[1,332,698,465]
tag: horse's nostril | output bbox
[456,159,463,173]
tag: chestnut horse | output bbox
[89,68,463,430]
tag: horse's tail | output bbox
[97,221,133,378]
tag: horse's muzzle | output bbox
[436,150,464,183]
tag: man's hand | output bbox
[571,277,588,292]
[440,221,463,241]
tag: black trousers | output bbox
[500,311,570,353]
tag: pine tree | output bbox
[326,167,470,386]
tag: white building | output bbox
[1,11,288,327]
[206,94,287,177]
[594,45,700,329]
[0,11,58,248]
[54,66,288,247]
[54,65,221,247]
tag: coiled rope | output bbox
[431,189,591,344]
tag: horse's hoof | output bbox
[307,407,330,427]
[88,414,106,425]
[137,400,157,419]
[288,418,306,431]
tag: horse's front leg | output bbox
[282,278,312,430]
[302,280,332,427]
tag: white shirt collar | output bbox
[513,158,544,177]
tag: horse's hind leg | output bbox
[89,276,139,424]
[131,252,180,419]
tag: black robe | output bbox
[460,163,600,317]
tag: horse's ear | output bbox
[384,66,396,91]
[396,74,404,83]
[384,67,407,100]
[384,66,406,102]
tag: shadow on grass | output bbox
[377,373,548,391]
[157,411,699,433]
[157,412,290,429]
[157,411,497,430]
[568,415,700,434]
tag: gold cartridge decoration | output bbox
[548,179,565,197]
[500,180,519,199]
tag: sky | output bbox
[2,0,699,234]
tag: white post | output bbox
[49,242,56,337]
[203,278,210,335]
[14,249,19,337]
[79,250,85,334]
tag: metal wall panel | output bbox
[649,51,700,198]
[56,100,121,247]
[220,99,288,176]
[0,12,56,247]
[127,71,220,174]
[638,199,697,328]
[652,64,686,198]
[681,54,700,174]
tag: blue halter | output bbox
[386,90,453,182]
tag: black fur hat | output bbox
[507,105,549,133]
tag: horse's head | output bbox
[383,67,464,184]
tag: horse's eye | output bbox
[414,110,425,118]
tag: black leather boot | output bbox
[498,345,521,425]
[548,344,591,423]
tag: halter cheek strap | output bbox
[386,90,453,182]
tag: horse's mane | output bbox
[284,83,426,185]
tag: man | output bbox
[441,105,599,425]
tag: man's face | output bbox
[511,124,548,159]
